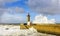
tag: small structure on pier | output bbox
[20,13,32,29]
[27,13,31,25]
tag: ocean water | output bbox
[0,25,56,36]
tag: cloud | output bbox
[33,14,56,24]
[0,0,19,2]
[0,7,25,23]
[0,0,20,8]
[1,12,24,23]
[0,7,25,16]
[27,0,60,14]
[9,7,25,13]
[0,0,22,15]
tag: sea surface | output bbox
[0,25,56,36]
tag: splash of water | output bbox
[33,14,56,24]
[0,25,56,36]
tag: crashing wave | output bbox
[0,25,56,36]
[33,14,56,24]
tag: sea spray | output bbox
[0,25,56,36]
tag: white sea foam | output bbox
[0,25,56,36]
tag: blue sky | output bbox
[0,0,60,23]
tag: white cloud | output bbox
[1,13,24,23]
[0,7,25,23]
[0,0,20,8]
[0,0,19,3]
[0,7,25,15]
[27,0,60,14]
[9,7,25,13]
[33,14,56,24]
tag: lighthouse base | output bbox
[27,22,30,25]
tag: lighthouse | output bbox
[27,13,30,25]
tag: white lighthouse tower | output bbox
[27,13,30,25]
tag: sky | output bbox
[0,0,60,23]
